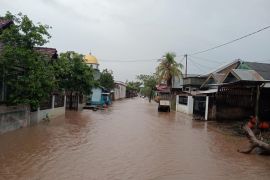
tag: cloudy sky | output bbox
[1,0,270,81]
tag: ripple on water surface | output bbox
[0,98,270,180]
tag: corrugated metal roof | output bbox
[202,59,241,76]
[212,73,226,83]
[232,69,264,81]
[244,62,270,80]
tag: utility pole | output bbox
[255,84,261,125]
[184,54,188,77]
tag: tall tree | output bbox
[99,69,114,90]
[137,74,157,102]
[0,12,54,109]
[53,51,95,109]
[156,52,183,87]
[126,81,142,92]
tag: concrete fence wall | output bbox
[30,95,66,124]
[176,95,194,114]
[0,95,66,134]
[0,105,30,134]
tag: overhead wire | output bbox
[188,55,223,64]
[99,55,186,63]
[188,57,208,73]
[189,25,270,55]
[92,25,270,66]
[100,58,159,63]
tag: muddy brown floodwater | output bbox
[0,98,270,180]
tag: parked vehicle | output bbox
[157,92,171,112]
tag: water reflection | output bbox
[0,98,270,180]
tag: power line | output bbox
[99,55,185,63]
[188,58,207,73]
[189,55,222,64]
[100,59,159,63]
[189,25,270,55]
[178,55,186,63]
[189,57,214,70]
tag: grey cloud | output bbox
[1,0,270,81]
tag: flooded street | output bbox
[0,98,270,180]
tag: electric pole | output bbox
[184,54,188,77]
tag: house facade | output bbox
[192,59,241,120]
[84,53,111,106]
[172,59,270,121]
[114,81,126,100]
[173,74,207,114]
[194,60,270,121]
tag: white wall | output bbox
[30,95,66,124]
[91,88,102,102]
[114,84,126,100]
[176,95,194,114]
[31,106,65,124]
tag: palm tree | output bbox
[156,52,183,87]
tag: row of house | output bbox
[0,18,128,134]
[84,54,127,107]
[0,18,69,133]
[172,59,270,121]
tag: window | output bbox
[179,96,188,105]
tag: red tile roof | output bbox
[0,18,13,30]
[34,47,58,59]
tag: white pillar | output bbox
[176,95,179,112]
[205,96,209,120]
[188,96,194,114]
[64,95,67,108]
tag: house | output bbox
[30,47,67,124]
[192,59,241,120]
[84,53,111,107]
[215,62,270,121]
[113,81,126,100]
[237,61,270,80]
[0,18,66,131]
[183,75,207,93]
[194,60,270,121]
[0,18,31,133]
[88,86,111,106]
[172,74,207,93]
[200,59,241,89]
[173,74,207,114]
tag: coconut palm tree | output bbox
[156,52,183,87]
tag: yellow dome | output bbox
[84,54,99,64]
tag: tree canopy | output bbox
[156,52,183,87]
[0,12,54,109]
[99,69,114,90]
[137,74,157,102]
[0,12,95,109]
[126,81,142,92]
[53,51,95,95]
